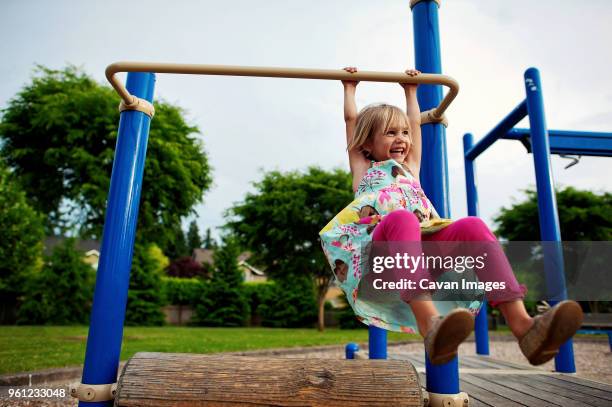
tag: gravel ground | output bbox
[2,337,610,406]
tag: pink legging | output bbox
[371,209,527,307]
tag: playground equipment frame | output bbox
[464,66,612,373]
[105,62,459,125]
[77,1,466,405]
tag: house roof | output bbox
[192,248,214,265]
[43,236,101,257]
[192,249,264,275]
[238,260,265,276]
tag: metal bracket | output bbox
[423,391,469,407]
[119,96,155,118]
[69,382,118,402]
[421,108,449,127]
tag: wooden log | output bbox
[115,352,422,406]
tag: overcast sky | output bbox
[1,0,611,241]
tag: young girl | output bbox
[319,66,583,365]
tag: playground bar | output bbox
[105,62,459,125]
[524,67,576,373]
[463,133,490,356]
[505,128,612,156]
[412,0,460,395]
[465,100,527,161]
[79,72,156,407]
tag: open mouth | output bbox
[390,147,406,155]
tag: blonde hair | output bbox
[348,103,412,165]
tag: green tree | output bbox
[494,187,611,241]
[256,276,317,328]
[166,225,188,261]
[494,186,612,313]
[0,66,212,253]
[0,162,45,322]
[203,228,217,249]
[125,243,166,326]
[147,243,169,274]
[192,238,249,327]
[225,167,353,331]
[17,238,94,325]
[187,220,203,253]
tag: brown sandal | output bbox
[519,300,583,365]
[424,308,474,365]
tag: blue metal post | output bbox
[425,354,459,394]
[524,67,576,373]
[345,343,360,359]
[368,326,387,359]
[79,72,156,406]
[412,0,450,216]
[464,133,489,356]
[412,0,459,394]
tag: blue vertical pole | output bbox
[524,67,575,373]
[79,72,156,406]
[368,326,387,359]
[412,0,450,217]
[463,133,489,356]
[425,354,459,394]
[412,0,459,394]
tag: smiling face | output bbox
[365,120,411,163]
[352,104,412,164]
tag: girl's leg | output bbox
[371,210,439,336]
[498,301,533,339]
[423,216,532,338]
[422,216,583,366]
[371,210,475,366]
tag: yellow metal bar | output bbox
[105,62,459,122]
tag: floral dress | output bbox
[319,159,482,332]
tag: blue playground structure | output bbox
[72,1,611,406]
[464,67,612,373]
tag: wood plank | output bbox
[467,396,493,407]
[461,374,554,407]
[460,355,516,370]
[471,355,541,371]
[457,356,495,370]
[116,352,423,407]
[551,374,612,393]
[477,374,594,407]
[391,353,425,368]
[507,374,611,406]
[457,380,524,407]
[537,375,612,401]
[526,375,612,403]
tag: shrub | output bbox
[125,243,166,326]
[257,277,317,328]
[0,163,45,323]
[191,239,249,327]
[163,277,205,305]
[17,238,94,325]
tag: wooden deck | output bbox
[390,352,612,407]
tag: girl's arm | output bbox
[342,67,370,192]
[401,69,422,182]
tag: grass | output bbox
[3,325,599,375]
[0,326,420,375]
